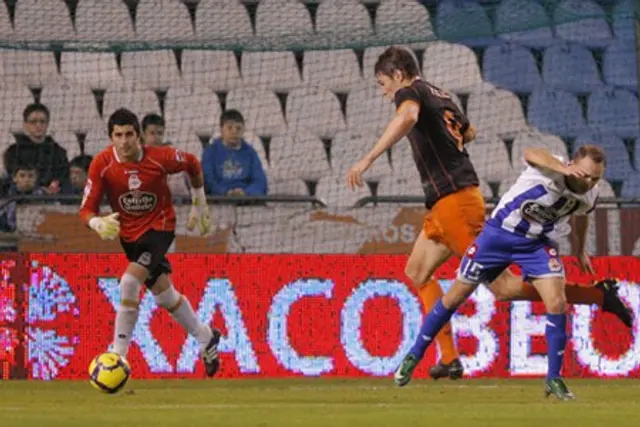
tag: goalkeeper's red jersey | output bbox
[79,145,201,242]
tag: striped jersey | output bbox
[486,160,598,242]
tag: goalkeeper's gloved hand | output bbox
[88,213,120,240]
[187,186,211,236]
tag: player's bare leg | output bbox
[528,276,575,401]
[152,274,221,377]
[405,232,463,379]
[111,262,147,358]
[487,269,633,327]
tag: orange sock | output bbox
[513,281,604,306]
[418,280,459,364]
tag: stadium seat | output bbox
[269,132,331,181]
[597,179,617,207]
[331,130,393,181]
[377,173,425,197]
[466,87,528,138]
[621,175,640,199]
[255,0,314,41]
[40,81,101,133]
[269,178,309,196]
[102,88,161,122]
[76,0,135,42]
[553,0,612,48]
[465,134,513,183]
[483,43,541,94]
[195,0,254,41]
[423,42,488,94]
[0,50,61,88]
[315,174,372,207]
[613,0,636,42]
[242,130,270,173]
[362,45,419,81]
[374,0,434,47]
[181,50,243,92]
[346,83,395,134]
[390,137,415,172]
[14,0,75,42]
[603,39,638,93]
[511,129,569,171]
[60,52,123,90]
[315,0,374,45]
[528,86,587,138]
[302,49,363,93]
[436,0,496,47]
[587,87,640,139]
[495,0,555,48]
[0,2,12,40]
[164,130,203,158]
[49,130,81,161]
[286,86,347,139]
[226,87,287,137]
[574,132,634,182]
[120,51,182,91]
[0,83,36,132]
[83,126,109,156]
[542,43,602,94]
[163,85,222,136]
[135,0,194,42]
[241,51,302,92]
[479,179,494,200]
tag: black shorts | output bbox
[120,230,175,289]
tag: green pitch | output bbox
[1,379,638,427]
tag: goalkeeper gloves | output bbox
[187,186,211,236]
[88,213,121,240]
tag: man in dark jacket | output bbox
[3,103,70,194]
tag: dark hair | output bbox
[374,46,420,80]
[13,163,37,176]
[108,108,141,137]
[574,144,606,165]
[220,109,245,127]
[142,113,165,131]
[70,154,93,172]
[23,103,50,122]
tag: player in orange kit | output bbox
[79,108,221,377]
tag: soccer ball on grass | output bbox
[88,352,131,394]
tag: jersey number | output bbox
[443,110,464,151]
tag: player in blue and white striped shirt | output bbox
[394,145,611,400]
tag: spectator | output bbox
[202,110,268,197]
[69,154,93,194]
[141,113,190,199]
[2,104,70,194]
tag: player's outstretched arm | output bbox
[573,214,595,274]
[347,100,419,189]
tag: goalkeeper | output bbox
[78,108,221,377]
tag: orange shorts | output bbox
[422,185,486,256]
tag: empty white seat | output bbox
[465,134,513,182]
[241,51,302,92]
[375,0,434,47]
[315,174,372,207]
[511,129,569,171]
[302,49,362,92]
[181,50,242,92]
[0,2,12,40]
[466,87,528,138]
[316,0,374,45]
[377,173,425,197]
[164,130,203,158]
[255,0,313,42]
[226,87,287,137]
[331,130,393,181]
[49,130,81,161]
[241,130,270,173]
[195,0,253,41]
[0,83,35,132]
[164,85,221,136]
[76,0,134,42]
[423,42,486,94]
[83,126,109,156]
[479,179,494,200]
[60,52,123,89]
[270,178,309,196]
[286,86,346,139]
[102,88,160,122]
[40,81,101,133]
[346,83,395,134]
[135,0,194,42]
[120,51,182,91]
[0,50,60,88]
[269,132,330,181]
[14,0,75,41]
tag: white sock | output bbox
[112,306,138,357]
[154,286,212,347]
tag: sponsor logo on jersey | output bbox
[118,191,157,214]
[521,200,560,224]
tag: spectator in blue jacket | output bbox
[202,110,268,196]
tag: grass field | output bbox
[1,378,638,427]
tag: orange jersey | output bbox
[79,145,201,242]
